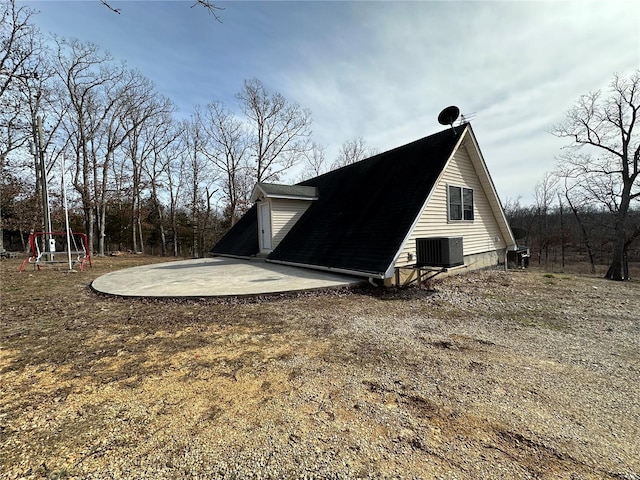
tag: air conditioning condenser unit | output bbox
[416,237,464,268]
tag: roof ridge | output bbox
[299,124,467,186]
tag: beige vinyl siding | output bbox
[395,141,507,268]
[269,199,313,249]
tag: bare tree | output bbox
[0,0,39,101]
[0,20,34,163]
[53,37,128,255]
[142,115,181,256]
[557,191,566,269]
[533,172,558,267]
[298,141,327,181]
[557,174,597,274]
[553,71,640,280]
[119,73,173,253]
[17,53,64,242]
[0,0,42,253]
[183,114,217,257]
[95,70,158,255]
[197,100,248,226]
[237,78,312,183]
[331,137,378,170]
[162,121,189,256]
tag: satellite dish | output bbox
[437,105,460,128]
[511,227,528,240]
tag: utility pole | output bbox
[31,111,51,252]
[26,79,52,255]
[37,115,52,239]
[30,109,51,255]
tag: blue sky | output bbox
[24,0,640,204]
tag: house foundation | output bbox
[390,248,505,286]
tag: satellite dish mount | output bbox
[437,105,460,133]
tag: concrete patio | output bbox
[91,257,364,298]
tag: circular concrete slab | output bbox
[91,257,365,297]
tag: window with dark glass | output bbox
[448,185,474,221]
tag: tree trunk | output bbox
[131,195,137,253]
[169,200,178,257]
[605,191,631,280]
[156,201,167,256]
[192,222,198,258]
[131,213,138,253]
[137,216,144,254]
[87,207,95,255]
[160,224,167,256]
[98,204,107,255]
[566,195,596,274]
[605,227,625,280]
[558,194,565,270]
[173,228,178,257]
[0,203,4,254]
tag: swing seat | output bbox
[19,232,92,272]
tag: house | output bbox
[211,123,517,285]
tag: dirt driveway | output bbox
[1,257,639,479]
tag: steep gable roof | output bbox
[268,126,465,276]
[212,125,466,275]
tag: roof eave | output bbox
[267,259,385,280]
[266,194,319,201]
[462,125,517,247]
[250,183,319,203]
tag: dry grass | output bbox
[1,256,639,479]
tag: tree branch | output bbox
[191,1,224,22]
[100,0,121,14]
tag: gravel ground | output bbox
[1,259,639,479]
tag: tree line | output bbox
[504,175,640,277]
[0,0,374,258]
[2,2,638,280]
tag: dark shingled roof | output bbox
[211,125,466,275]
[210,204,259,257]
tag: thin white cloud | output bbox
[280,1,639,202]
[25,0,640,203]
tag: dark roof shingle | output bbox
[210,204,259,257]
[211,126,465,275]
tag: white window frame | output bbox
[447,184,474,222]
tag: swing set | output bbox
[19,231,92,272]
[19,150,92,273]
